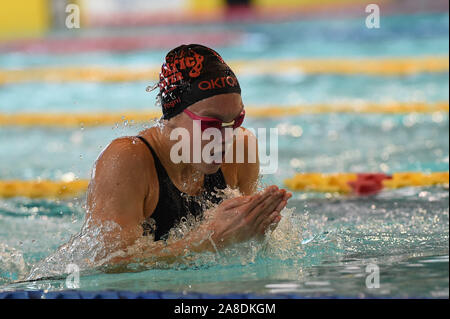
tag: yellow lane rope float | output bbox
[0,172,448,199]
[0,102,448,127]
[0,180,89,199]
[0,56,448,84]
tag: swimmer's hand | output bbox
[102,186,291,266]
[203,185,292,249]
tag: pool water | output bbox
[0,13,448,298]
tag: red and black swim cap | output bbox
[156,44,241,120]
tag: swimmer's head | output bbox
[156,44,241,120]
[154,44,244,174]
[173,93,244,174]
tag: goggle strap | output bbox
[221,120,235,127]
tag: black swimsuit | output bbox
[136,136,227,241]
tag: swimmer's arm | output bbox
[86,137,151,251]
[100,222,219,270]
[86,137,216,266]
[107,224,217,267]
[86,135,276,268]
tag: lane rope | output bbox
[0,180,89,199]
[0,172,448,198]
[284,172,449,194]
[1,102,448,127]
[0,56,447,84]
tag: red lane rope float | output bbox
[348,173,393,196]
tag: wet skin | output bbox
[86,93,292,263]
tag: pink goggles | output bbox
[183,109,245,132]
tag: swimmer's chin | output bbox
[193,162,222,174]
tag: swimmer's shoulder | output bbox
[223,126,258,165]
[91,135,160,214]
[236,126,258,145]
[221,127,259,195]
[97,136,152,167]
[86,136,159,224]
[92,136,158,188]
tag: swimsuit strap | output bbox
[136,135,169,184]
[136,135,227,241]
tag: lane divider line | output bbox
[284,172,449,194]
[0,172,448,198]
[0,56,448,84]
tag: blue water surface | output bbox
[0,12,448,298]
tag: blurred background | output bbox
[0,0,449,297]
[0,0,448,183]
